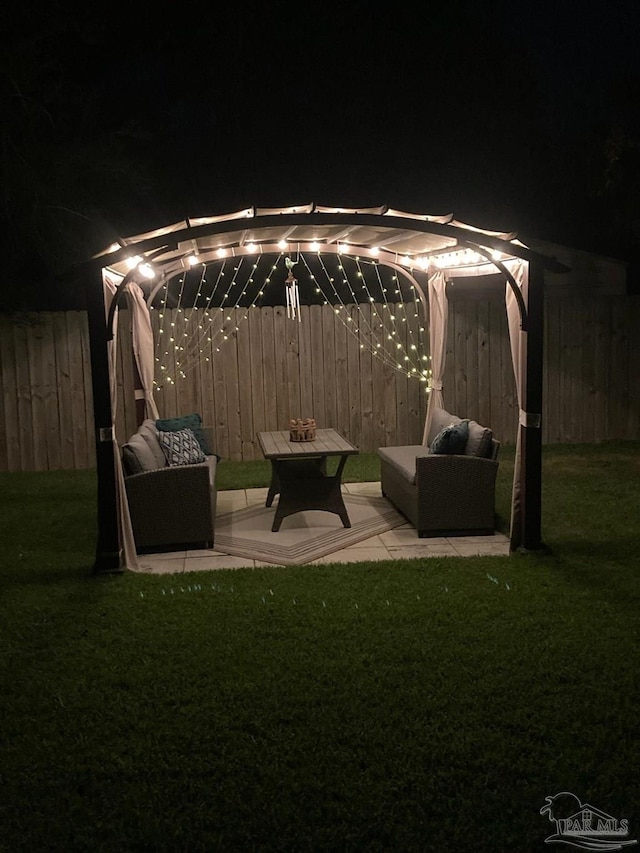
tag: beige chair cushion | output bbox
[122,433,158,474]
[137,420,167,468]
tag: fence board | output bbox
[211,309,230,460]
[544,295,562,443]
[247,306,266,458]
[273,307,289,432]
[370,310,386,449]
[12,318,35,470]
[322,304,337,430]
[609,297,630,440]
[52,313,73,468]
[627,297,640,440]
[309,305,326,428]
[298,307,313,424]
[0,316,20,470]
[334,307,350,439]
[464,302,479,421]
[24,318,48,470]
[476,300,491,429]
[224,310,242,461]
[578,297,597,443]
[260,307,278,433]
[347,305,362,445]
[359,306,374,452]
[0,318,10,470]
[68,312,93,468]
[236,308,255,459]
[452,308,468,418]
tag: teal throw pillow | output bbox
[431,419,470,455]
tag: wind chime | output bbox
[284,256,300,321]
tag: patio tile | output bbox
[348,534,387,548]
[185,547,230,557]
[449,540,510,557]
[387,543,460,559]
[448,534,505,545]
[311,546,393,564]
[379,527,424,546]
[216,493,248,513]
[343,481,383,496]
[245,487,270,504]
[183,554,256,572]
[137,556,185,574]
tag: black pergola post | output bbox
[86,268,121,573]
[521,259,545,550]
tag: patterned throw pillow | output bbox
[157,428,206,466]
[430,420,470,455]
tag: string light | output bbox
[154,250,431,389]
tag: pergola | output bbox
[86,204,568,572]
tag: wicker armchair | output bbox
[379,439,499,537]
[378,408,500,537]
[123,423,217,551]
[125,461,217,550]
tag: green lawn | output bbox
[1,443,639,853]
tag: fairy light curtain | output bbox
[151,252,431,391]
[150,254,279,388]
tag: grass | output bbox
[1,442,639,852]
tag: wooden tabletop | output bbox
[257,428,359,460]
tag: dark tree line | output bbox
[2,4,639,311]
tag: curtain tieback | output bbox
[428,381,443,391]
[519,410,541,428]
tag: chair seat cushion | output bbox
[378,445,431,485]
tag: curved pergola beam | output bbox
[93,210,568,277]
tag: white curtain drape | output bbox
[128,282,160,420]
[505,260,529,551]
[422,270,448,444]
[102,270,140,571]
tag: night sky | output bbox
[3,0,640,298]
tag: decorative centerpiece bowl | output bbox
[289,418,317,442]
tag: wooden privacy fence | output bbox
[1,295,639,472]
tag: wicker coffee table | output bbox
[257,429,359,532]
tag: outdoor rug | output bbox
[214,494,406,565]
